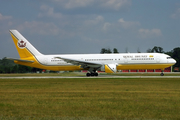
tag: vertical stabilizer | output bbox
[9,30,42,58]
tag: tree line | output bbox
[0,46,180,73]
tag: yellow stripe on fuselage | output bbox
[117,63,174,70]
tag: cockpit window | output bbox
[167,57,172,59]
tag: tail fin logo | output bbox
[18,40,26,49]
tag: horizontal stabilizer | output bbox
[6,58,34,63]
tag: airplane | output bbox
[7,30,176,76]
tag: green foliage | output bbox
[100,48,119,53]
[113,48,119,53]
[100,48,112,53]
[0,58,15,73]
[166,47,180,67]
[147,46,164,53]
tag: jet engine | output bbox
[100,64,117,73]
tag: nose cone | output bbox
[172,59,176,64]
[169,58,176,65]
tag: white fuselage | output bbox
[35,53,176,71]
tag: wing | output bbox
[55,57,102,69]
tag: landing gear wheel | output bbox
[94,73,98,76]
[91,73,95,76]
[160,70,164,76]
[86,72,98,77]
[86,73,91,77]
[160,73,164,76]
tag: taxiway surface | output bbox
[0,76,180,79]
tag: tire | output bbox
[160,73,164,76]
[86,73,90,77]
[91,73,94,76]
[94,73,98,76]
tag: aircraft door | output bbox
[43,57,48,65]
[124,58,128,63]
[156,56,160,63]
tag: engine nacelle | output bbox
[100,64,117,73]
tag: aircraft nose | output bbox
[167,57,176,64]
[169,58,176,64]
[172,59,176,64]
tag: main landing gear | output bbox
[86,72,98,77]
[86,68,99,77]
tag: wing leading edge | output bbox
[55,57,102,69]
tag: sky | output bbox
[0,0,180,59]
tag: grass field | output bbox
[0,72,180,77]
[0,77,180,119]
[0,72,84,77]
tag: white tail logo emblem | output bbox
[18,40,26,49]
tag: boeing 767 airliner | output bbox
[7,30,176,76]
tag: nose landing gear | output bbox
[160,70,164,76]
[160,72,164,76]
